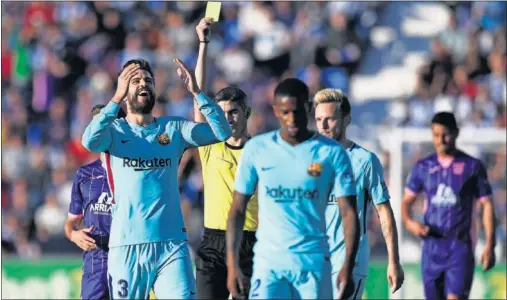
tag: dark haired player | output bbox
[65,105,125,300]
[402,112,496,300]
[81,58,232,299]
[193,18,258,300]
[226,78,360,299]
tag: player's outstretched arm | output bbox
[82,64,141,152]
[402,164,430,237]
[475,161,496,272]
[401,191,429,237]
[367,154,404,293]
[194,17,213,123]
[480,197,496,271]
[66,168,97,251]
[64,216,96,252]
[175,58,232,147]
[376,202,404,293]
[64,215,82,242]
[226,191,251,299]
[336,195,360,299]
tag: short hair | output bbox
[121,58,154,79]
[214,86,248,109]
[431,112,458,131]
[313,89,351,117]
[91,104,126,119]
[274,78,309,104]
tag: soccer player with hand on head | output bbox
[193,17,259,300]
[314,89,404,299]
[65,104,126,300]
[226,78,360,300]
[402,112,496,300]
[81,57,232,299]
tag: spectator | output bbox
[439,14,469,62]
[34,190,66,242]
[484,50,506,105]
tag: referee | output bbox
[192,18,258,300]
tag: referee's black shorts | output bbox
[195,227,257,300]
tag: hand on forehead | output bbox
[130,68,154,83]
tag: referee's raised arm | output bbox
[190,17,258,300]
[194,17,213,124]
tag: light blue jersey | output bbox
[326,142,390,277]
[82,93,232,248]
[234,130,357,271]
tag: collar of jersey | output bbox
[346,141,356,152]
[124,117,158,131]
[276,129,318,148]
[225,136,251,150]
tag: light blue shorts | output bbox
[248,264,332,300]
[331,271,366,299]
[107,240,196,299]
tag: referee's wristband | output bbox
[200,40,209,44]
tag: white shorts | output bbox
[107,240,196,299]
[249,265,332,300]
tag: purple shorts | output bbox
[82,271,109,300]
[421,237,475,299]
[81,249,109,300]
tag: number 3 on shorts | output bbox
[118,279,128,298]
[250,279,261,297]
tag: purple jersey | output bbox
[69,159,112,251]
[405,150,492,243]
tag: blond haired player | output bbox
[314,89,404,299]
[192,17,259,300]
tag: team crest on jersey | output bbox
[307,163,322,177]
[157,133,171,145]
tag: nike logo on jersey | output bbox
[91,175,105,179]
[121,140,131,144]
[261,166,275,171]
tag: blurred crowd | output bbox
[1,2,505,261]
[386,2,506,129]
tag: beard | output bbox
[321,128,344,141]
[332,121,346,141]
[127,88,156,114]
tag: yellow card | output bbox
[205,2,221,22]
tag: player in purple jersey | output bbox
[401,112,496,300]
[64,105,125,300]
